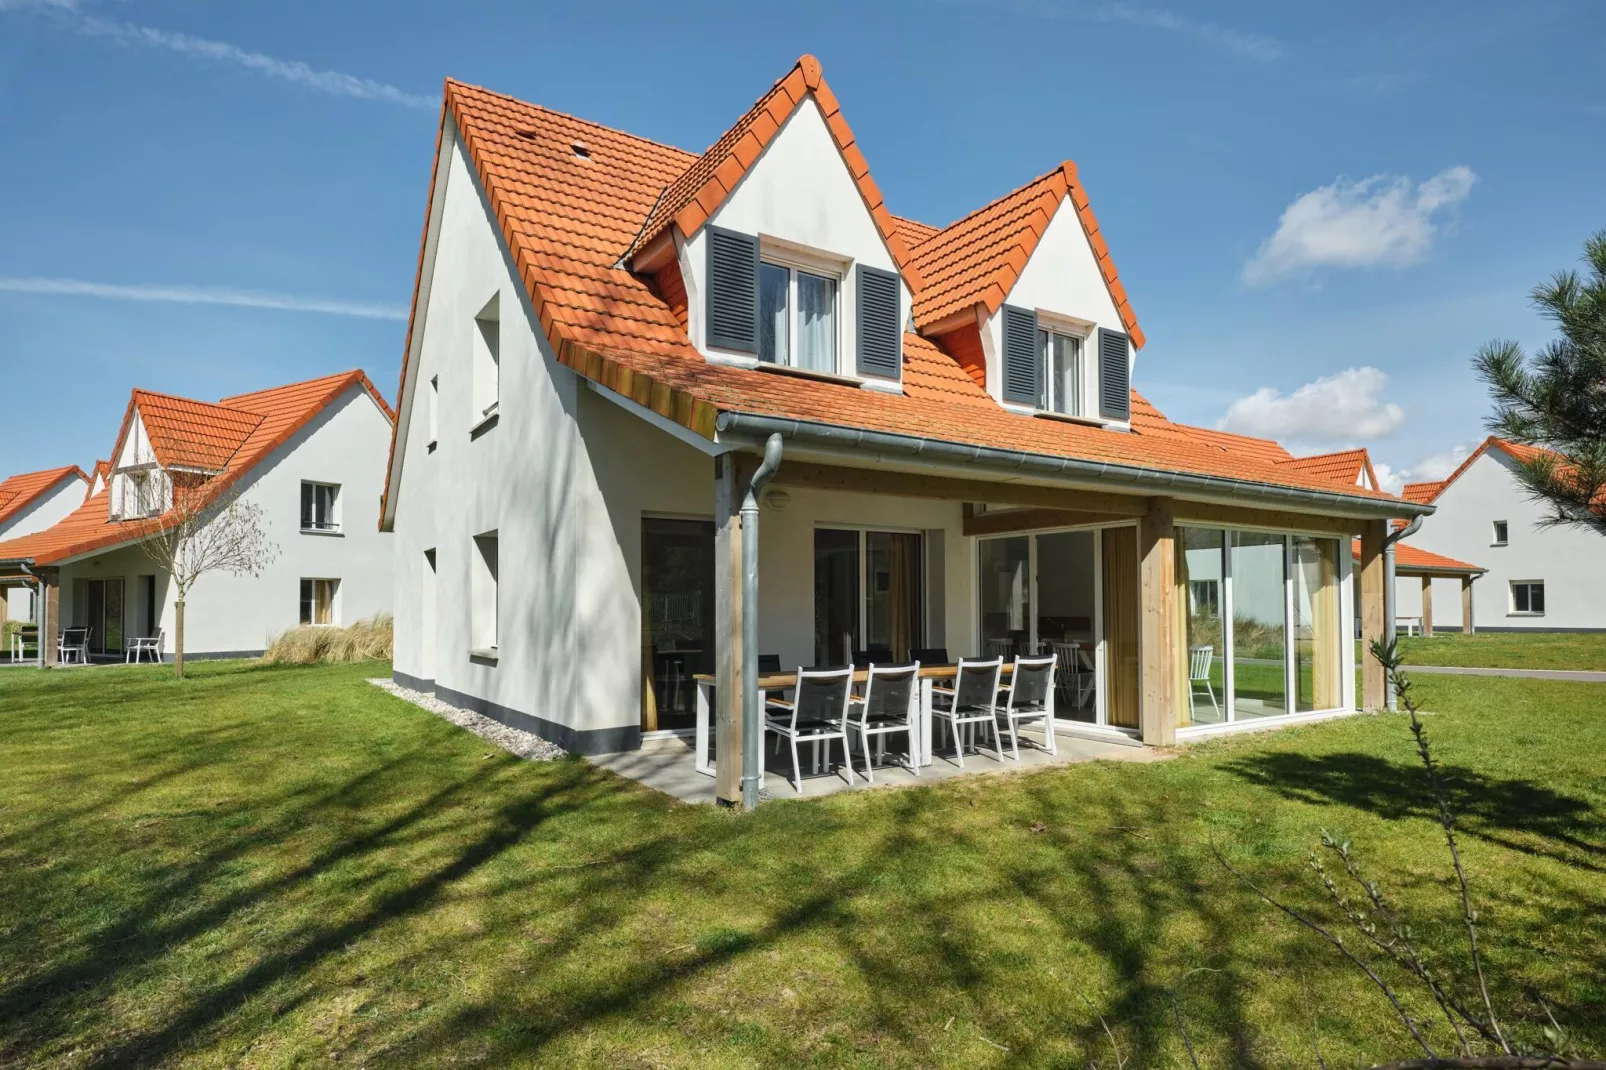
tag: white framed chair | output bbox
[764,666,856,791]
[59,627,90,665]
[127,630,164,664]
[845,662,920,783]
[997,654,1058,760]
[930,656,1004,768]
[1189,644,1220,718]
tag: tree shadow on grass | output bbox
[1219,751,1606,872]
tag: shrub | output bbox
[262,614,393,664]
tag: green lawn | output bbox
[1394,630,1606,671]
[2,662,1603,1068]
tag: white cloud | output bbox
[1400,443,1474,484]
[1218,366,1405,447]
[0,276,407,320]
[1243,165,1478,285]
[1370,461,1403,494]
[75,16,439,110]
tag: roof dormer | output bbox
[627,56,918,392]
[908,162,1144,427]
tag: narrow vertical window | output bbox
[472,531,499,652]
[427,375,439,448]
[758,262,789,366]
[756,259,838,373]
[472,295,500,427]
[299,579,338,625]
[1038,330,1084,415]
[299,482,340,531]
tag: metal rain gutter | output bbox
[714,413,1433,520]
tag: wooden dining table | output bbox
[691,663,1032,778]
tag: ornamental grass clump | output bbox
[262,614,392,664]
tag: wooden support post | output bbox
[1420,576,1434,638]
[713,453,756,805]
[1359,520,1386,711]
[1138,497,1178,746]
[41,573,60,667]
[1462,576,1474,635]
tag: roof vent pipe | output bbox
[1382,515,1424,712]
[739,433,784,811]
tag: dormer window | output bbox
[1038,328,1085,417]
[759,258,839,373]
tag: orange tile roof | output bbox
[892,214,940,249]
[0,371,390,568]
[621,55,919,287]
[1400,480,1444,505]
[383,60,1415,524]
[1278,448,1377,489]
[1351,539,1484,575]
[0,465,88,527]
[905,162,1143,346]
[125,391,264,471]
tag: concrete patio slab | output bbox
[588,726,1171,805]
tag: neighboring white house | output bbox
[1397,437,1606,632]
[380,55,1423,790]
[0,465,89,623]
[0,371,396,661]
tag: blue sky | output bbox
[2,0,1601,490]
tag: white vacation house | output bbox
[381,56,1430,801]
[0,465,89,628]
[0,371,395,663]
[1397,437,1605,632]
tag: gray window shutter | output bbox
[1001,304,1039,405]
[1098,328,1131,420]
[856,265,901,379]
[705,226,758,353]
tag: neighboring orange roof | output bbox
[1278,448,1378,490]
[892,214,940,249]
[122,391,264,471]
[1401,480,1444,505]
[0,371,390,568]
[383,60,1414,525]
[1409,436,1576,506]
[905,162,1143,346]
[0,465,88,527]
[1351,538,1484,575]
[621,55,919,287]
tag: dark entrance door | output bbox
[641,518,716,732]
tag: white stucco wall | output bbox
[57,385,394,655]
[1396,450,1606,630]
[681,97,911,383]
[389,130,976,752]
[978,192,1129,419]
[2,474,85,622]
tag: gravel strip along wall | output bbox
[369,678,566,761]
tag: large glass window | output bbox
[759,261,838,373]
[1178,528,1226,726]
[1037,530,1098,723]
[978,536,1031,662]
[865,532,922,662]
[1230,532,1288,720]
[1293,536,1343,712]
[1038,330,1084,415]
[814,529,861,666]
[642,518,715,731]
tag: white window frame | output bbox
[1033,311,1096,420]
[1491,520,1508,546]
[1509,579,1545,616]
[812,524,926,663]
[299,577,339,627]
[758,243,845,376]
[972,520,1127,736]
[299,481,341,534]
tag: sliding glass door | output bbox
[976,525,1112,728]
[815,528,923,666]
[1177,525,1347,728]
[641,518,715,732]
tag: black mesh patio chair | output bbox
[845,662,920,783]
[764,666,855,791]
[930,656,1003,768]
[996,654,1058,760]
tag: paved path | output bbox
[1406,664,1606,683]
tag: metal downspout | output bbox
[1382,515,1424,711]
[740,434,784,811]
[18,561,42,669]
